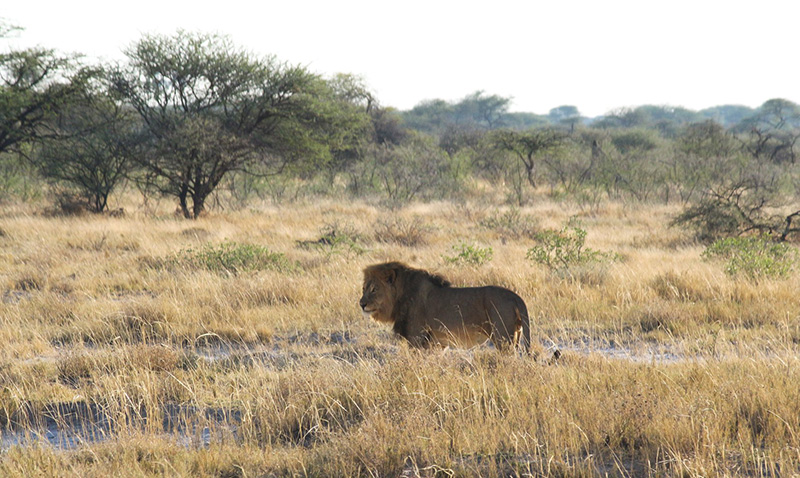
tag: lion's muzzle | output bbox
[359,298,375,318]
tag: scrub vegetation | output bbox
[2,20,800,477]
[1,199,799,477]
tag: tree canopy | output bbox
[109,31,368,218]
[0,45,89,155]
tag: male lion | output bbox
[360,262,531,353]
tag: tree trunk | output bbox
[525,160,536,189]
[93,192,108,214]
[178,186,192,219]
[192,194,206,219]
[191,182,210,219]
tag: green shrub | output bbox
[610,129,659,155]
[297,222,365,257]
[527,225,619,271]
[702,235,798,280]
[443,242,493,266]
[479,207,539,239]
[174,242,295,274]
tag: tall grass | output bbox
[0,198,798,477]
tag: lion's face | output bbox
[359,276,394,323]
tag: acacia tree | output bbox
[491,128,564,188]
[35,81,138,213]
[672,110,800,241]
[453,90,510,129]
[1,24,102,204]
[0,42,87,156]
[316,73,381,181]
[110,31,362,218]
[666,121,738,203]
[736,98,800,164]
[369,134,458,205]
[548,105,581,131]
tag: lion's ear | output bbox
[386,269,396,284]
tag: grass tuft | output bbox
[374,216,430,246]
[169,242,296,274]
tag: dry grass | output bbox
[0,198,798,477]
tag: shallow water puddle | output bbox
[1,402,241,450]
[2,339,692,451]
[565,345,684,363]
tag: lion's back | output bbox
[427,285,527,321]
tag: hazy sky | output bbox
[3,0,798,117]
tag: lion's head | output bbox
[360,262,451,324]
[359,262,399,323]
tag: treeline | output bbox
[399,93,800,240]
[1,26,798,240]
[401,93,757,133]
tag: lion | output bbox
[360,261,531,353]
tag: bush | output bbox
[297,222,366,257]
[671,170,800,243]
[172,242,295,274]
[702,235,798,280]
[479,207,539,240]
[359,135,464,206]
[46,190,89,216]
[443,242,493,266]
[527,225,619,272]
[374,216,430,247]
[671,199,743,242]
[610,129,658,155]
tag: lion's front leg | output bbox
[406,327,436,349]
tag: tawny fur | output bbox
[360,262,531,352]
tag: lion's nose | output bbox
[359,298,367,309]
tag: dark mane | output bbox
[365,261,451,288]
[363,262,451,341]
[404,264,451,288]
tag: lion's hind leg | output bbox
[486,310,517,353]
[514,306,532,356]
[486,302,530,355]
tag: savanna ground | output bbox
[0,194,798,477]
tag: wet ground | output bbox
[1,401,240,450]
[0,335,688,452]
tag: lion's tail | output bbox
[516,304,531,355]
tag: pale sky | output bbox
[3,0,798,117]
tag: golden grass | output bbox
[0,198,798,477]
